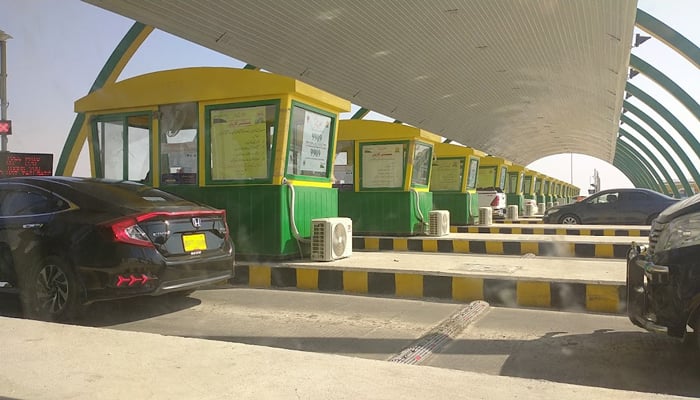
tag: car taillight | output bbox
[491,196,500,207]
[109,217,154,247]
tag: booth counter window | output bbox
[205,101,279,184]
[160,102,198,185]
[286,102,336,180]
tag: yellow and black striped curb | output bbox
[352,237,634,259]
[450,226,649,237]
[232,264,625,314]
[495,219,544,224]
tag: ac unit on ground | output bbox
[479,207,493,226]
[428,210,450,236]
[310,217,352,261]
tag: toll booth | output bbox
[505,163,525,214]
[543,176,554,208]
[477,156,511,191]
[335,120,439,235]
[431,143,485,225]
[71,67,350,259]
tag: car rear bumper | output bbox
[626,245,669,334]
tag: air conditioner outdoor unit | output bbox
[310,217,352,261]
[428,210,450,236]
[479,207,493,226]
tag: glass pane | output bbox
[160,103,198,185]
[127,116,150,181]
[411,143,431,186]
[210,104,276,181]
[477,166,496,189]
[100,120,123,180]
[466,158,479,189]
[523,176,532,193]
[430,158,463,191]
[333,140,354,186]
[361,143,405,189]
[499,167,507,190]
[287,106,333,178]
[507,173,518,194]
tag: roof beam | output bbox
[618,127,679,197]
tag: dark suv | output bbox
[627,192,700,347]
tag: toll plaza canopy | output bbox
[84,0,637,167]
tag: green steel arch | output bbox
[351,107,370,119]
[617,147,659,191]
[629,54,700,122]
[625,82,700,160]
[636,9,699,69]
[613,148,652,189]
[57,22,153,175]
[622,100,700,189]
[619,126,681,197]
[621,114,692,195]
[616,139,666,193]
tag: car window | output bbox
[0,188,68,216]
[622,191,649,202]
[586,192,619,205]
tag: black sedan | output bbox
[542,188,678,225]
[0,176,234,321]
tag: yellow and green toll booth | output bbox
[522,169,538,202]
[430,143,485,225]
[335,120,440,235]
[543,176,555,206]
[505,163,526,213]
[477,156,511,191]
[70,67,350,259]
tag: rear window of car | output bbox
[57,180,197,210]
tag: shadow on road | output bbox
[0,292,201,326]
[494,329,700,397]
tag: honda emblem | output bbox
[191,217,202,228]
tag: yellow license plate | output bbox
[183,233,207,252]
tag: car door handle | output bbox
[22,223,43,229]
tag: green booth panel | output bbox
[164,185,337,259]
[433,192,480,225]
[339,191,432,235]
[506,194,524,213]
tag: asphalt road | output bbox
[3,288,699,397]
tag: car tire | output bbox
[559,214,581,225]
[20,256,83,322]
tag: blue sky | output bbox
[1,0,698,195]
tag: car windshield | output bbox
[3,2,698,399]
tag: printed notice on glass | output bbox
[299,111,331,175]
[362,143,404,188]
[211,107,267,180]
[431,159,463,191]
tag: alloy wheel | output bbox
[35,263,70,315]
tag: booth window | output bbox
[93,113,151,181]
[506,172,519,194]
[360,141,407,190]
[466,158,479,190]
[476,166,497,189]
[430,158,464,192]
[411,142,432,187]
[535,179,542,194]
[159,102,198,185]
[523,176,533,194]
[207,102,278,183]
[286,103,335,179]
[333,140,354,189]
[499,166,507,190]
